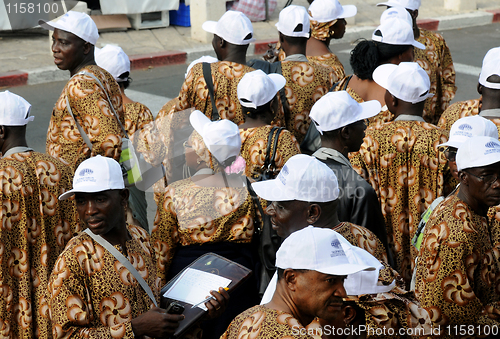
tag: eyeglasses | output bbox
[465,171,500,186]
[183,140,193,149]
[443,147,457,162]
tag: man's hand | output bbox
[205,287,230,320]
[131,306,184,338]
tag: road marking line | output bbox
[454,63,481,77]
[126,89,171,118]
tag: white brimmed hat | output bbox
[377,0,421,11]
[372,17,424,49]
[438,116,499,149]
[457,136,500,171]
[479,47,500,90]
[59,155,125,200]
[185,56,218,78]
[276,5,310,38]
[380,5,413,25]
[189,110,241,164]
[308,0,357,23]
[277,226,376,275]
[95,45,130,82]
[309,91,381,134]
[202,11,255,45]
[39,11,99,45]
[237,70,286,109]
[252,154,339,202]
[0,91,34,126]
[373,62,434,104]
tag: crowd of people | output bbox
[2,0,500,338]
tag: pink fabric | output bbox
[230,0,278,22]
[224,156,247,174]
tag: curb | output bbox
[1,9,499,88]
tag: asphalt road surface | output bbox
[6,22,500,229]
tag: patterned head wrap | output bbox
[310,17,337,41]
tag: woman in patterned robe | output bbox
[152,113,260,339]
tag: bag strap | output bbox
[202,62,220,121]
[275,62,290,118]
[263,127,278,169]
[66,95,93,150]
[84,229,158,307]
[269,127,284,169]
[329,74,353,92]
[245,177,264,234]
[77,71,129,138]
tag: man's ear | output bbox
[458,170,468,186]
[391,95,399,108]
[340,126,350,140]
[343,305,357,325]
[283,269,299,291]
[83,42,93,55]
[119,188,130,205]
[0,125,5,139]
[307,204,321,224]
[477,82,483,95]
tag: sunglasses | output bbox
[183,140,193,149]
[443,147,457,162]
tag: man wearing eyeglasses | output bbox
[414,136,500,333]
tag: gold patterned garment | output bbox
[175,61,255,125]
[46,65,125,171]
[280,61,335,143]
[343,292,433,338]
[124,102,165,167]
[334,222,388,264]
[151,177,256,285]
[48,225,157,339]
[221,305,318,339]
[437,97,490,131]
[415,195,500,332]
[239,126,300,179]
[332,76,393,128]
[349,120,449,286]
[0,151,81,339]
[307,54,345,84]
[415,29,457,125]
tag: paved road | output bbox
[6,23,500,229]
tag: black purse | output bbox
[259,127,284,181]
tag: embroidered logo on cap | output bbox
[330,237,346,257]
[458,124,473,131]
[279,165,289,185]
[79,168,94,176]
[485,141,500,155]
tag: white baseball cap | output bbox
[59,155,125,200]
[309,91,381,134]
[372,17,424,49]
[95,45,130,82]
[308,0,357,23]
[456,136,500,171]
[479,47,500,90]
[185,56,219,79]
[260,227,387,304]
[438,116,499,149]
[252,154,339,202]
[277,226,376,275]
[39,11,99,45]
[379,5,413,25]
[202,11,255,45]
[237,70,286,109]
[373,62,434,104]
[276,5,310,38]
[189,110,241,164]
[0,91,34,126]
[377,0,421,11]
